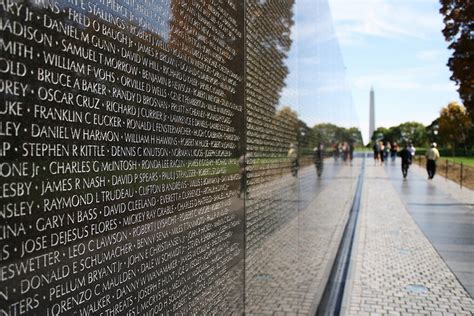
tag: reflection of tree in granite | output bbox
[244,0,296,163]
[298,120,317,159]
[165,0,246,168]
[244,0,297,257]
[164,2,246,313]
[312,123,363,149]
[244,3,301,310]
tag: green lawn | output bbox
[443,157,474,167]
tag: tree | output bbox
[426,118,440,144]
[397,122,428,147]
[371,127,390,143]
[440,1,474,121]
[438,102,471,154]
[297,120,315,154]
[371,123,428,147]
[275,106,299,146]
[347,127,364,146]
[312,123,340,146]
[312,123,361,147]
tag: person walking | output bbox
[288,143,299,177]
[399,143,412,179]
[373,142,380,165]
[349,141,355,166]
[390,142,399,162]
[384,142,391,162]
[238,154,247,198]
[379,141,385,166]
[342,142,350,165]
[333,143,340,162]
[425,142,440,179]
[408,142,416,157]
[313,143,324,177]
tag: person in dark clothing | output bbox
[373,142,380,165]
[313,143,324,177]
[333,143,340,162]
[238,154,247,198]
[342,142,349,165]
[349,142,355,166]
[390,142,399,162]
[379,141,385,165]
[399,144,412,178]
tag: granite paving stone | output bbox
[343,161,474,315]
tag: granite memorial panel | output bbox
[0,0,356,314]
[0,0,244,314]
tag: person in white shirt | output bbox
[425,142,440,179]
[408,142,416,157]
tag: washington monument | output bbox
[369,88,375,142]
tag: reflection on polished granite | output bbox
[0,0,358,313]
[245,161,359,314]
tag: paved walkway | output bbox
[343,160,474,315]
[386,161,474,297]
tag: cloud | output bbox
[293,0,338,43]
[299,56,321,65]
[280,87,306,99]
[328,0,442,45]
[416,49,447,62]
[352,66,457,92]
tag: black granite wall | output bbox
[0,1,355,314]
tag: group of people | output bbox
[372,141,405,165]
[241,140,441,199]
[399,142,440,179]
[287,142,329,178]
[288,141,354,179]
[373,140,441,180]
[332,142,355,165]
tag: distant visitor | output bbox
[425,143,441,179]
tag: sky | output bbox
[280,0,461,144]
